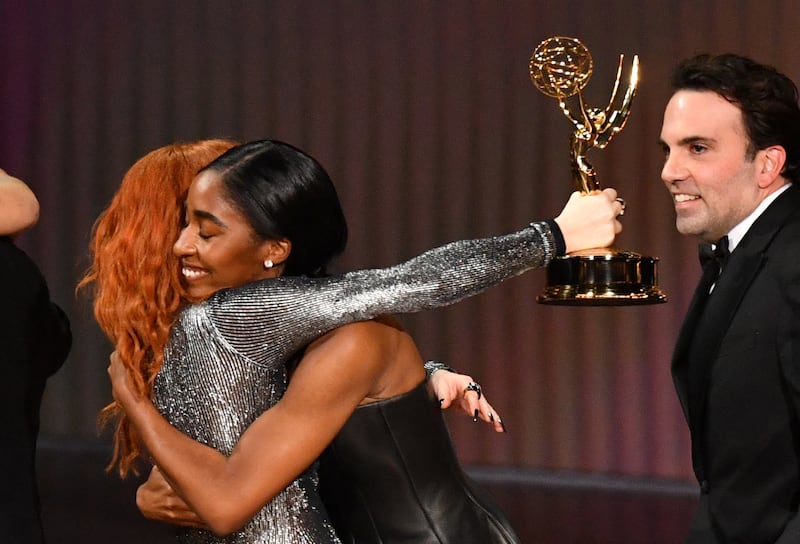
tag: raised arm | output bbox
[0,168,39,236]
[210,188,622,368]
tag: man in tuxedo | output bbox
[0,172,71,543]
[660,54,800,543]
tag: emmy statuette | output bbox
[530,36,667,306]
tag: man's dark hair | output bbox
[671,53,800,183]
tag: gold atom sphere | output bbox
[529,36,594,98]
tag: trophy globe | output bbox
[529,36,594,99]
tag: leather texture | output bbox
[319,380,520,543]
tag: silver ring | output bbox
[615,197,626,217]
[464,381,482,399]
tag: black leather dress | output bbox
[318,380,520,543]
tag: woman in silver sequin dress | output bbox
[82,140,509,542]
[107,140,623,543]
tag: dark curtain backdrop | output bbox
[2,0,799,483]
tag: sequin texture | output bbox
[152,223,555,543]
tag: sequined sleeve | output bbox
[206,221,556,366]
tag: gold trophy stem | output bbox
[530,37,666,306]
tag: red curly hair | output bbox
[78,139,238,477]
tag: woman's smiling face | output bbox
[173,170,277,301]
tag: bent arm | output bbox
[136,467,206,529]
[0,169,39,236]
[112,326,385,536]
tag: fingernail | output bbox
[489,413,494,422]
[500,419,508,433]
[439,399,444,406]
[473,409,479,422]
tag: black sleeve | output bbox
[0,238,71,384]
[544,219,567,256]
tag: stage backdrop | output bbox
[2,0,799,483]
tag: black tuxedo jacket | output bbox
[0,238,71,543]
[673,184,800,543]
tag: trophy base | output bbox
[537,247,667,306]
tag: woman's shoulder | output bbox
[313,319,390,348]
[327,315,406,339]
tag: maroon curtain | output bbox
[2,0,799,481]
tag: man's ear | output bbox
[757,145,787,188]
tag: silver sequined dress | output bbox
[152,222,556,543]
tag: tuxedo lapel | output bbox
[686,253,763,431]
[672,267,715,417]
[671,185,800,475]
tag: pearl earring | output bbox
[264,259,274,269]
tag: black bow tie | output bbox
[698,236,730,272]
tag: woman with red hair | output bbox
[81,139,514,540]
[100,139,622,542]
[79,139,238,473]
[80,138,497,477]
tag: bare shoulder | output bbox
[292,320,393,394]
[299,317,423,402]
[308,318,398,355]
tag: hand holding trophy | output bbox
[530,36,666,305]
